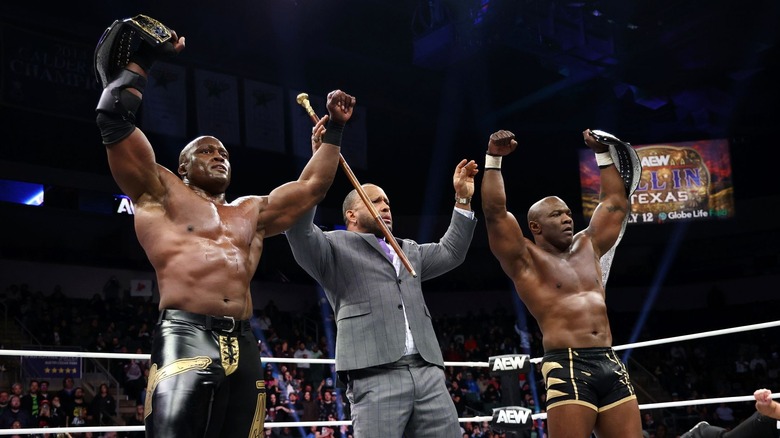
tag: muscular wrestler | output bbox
[481,129,643,438]
[682,388,780,437]
[94,16,354,437]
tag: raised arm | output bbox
[259,90,356,237]
[480,130,532,279]
[582,129,629,256]
[94,18,185,202]
[754,388,780,420]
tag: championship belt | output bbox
[94,14,174,87]
[589,129,642,197]
[589,129,643,286]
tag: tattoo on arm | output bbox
[606,205,626,214]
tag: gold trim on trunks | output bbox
[144,356,212,418]
[219,335,240,376]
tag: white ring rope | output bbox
[0,319,778,435]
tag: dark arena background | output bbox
[1,1,779,437]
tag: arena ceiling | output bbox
[1,0,778,292]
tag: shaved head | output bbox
[179,135,221,167]
[342,184,379,224]
[527,196,563,225]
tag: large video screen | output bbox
[579,139,734,224]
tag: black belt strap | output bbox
[159,309,251,334]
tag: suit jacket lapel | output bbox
[358,233,397,262]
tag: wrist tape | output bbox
[485,154,502,170]
[595,151,614,167]
[322,120,344,147]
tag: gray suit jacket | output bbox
[285,208,476,371]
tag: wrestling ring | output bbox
[1,319,779,436]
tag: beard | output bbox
[357,213,391,237]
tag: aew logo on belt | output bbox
[490,406,532,431]
[488,354,530,374]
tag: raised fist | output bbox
[326,90,356,126]
[583,129,609,153]
[487,130,517,156]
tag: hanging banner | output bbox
[194,69,240,145]
[244,79,285,153]
[0,23,100,121]
[22,356,82,379]
[141,61,187,139]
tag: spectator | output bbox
[300,390,319,422]
[123,357,145,403]
[641,412,657,434]
[287,392,303,420]
[9,383,22,399]
[57,377,76,414]
[449,379,466,416]
[294,341,314,371]
[35,399,52,428]
[90,383,117,426]
[304,425,318,438]
[38,381,51,404]
[750,352,768,378]
[69,387,89,426]
[0,391,9,417]
[47,395,66,427]
[125,404,145,438]
[279,370,300,402]
[713,402,736,429]
[318,390,337,421]
[266,393,290,423]
[307,344,326,388]
[0,395,32,428]
[20,379,41,418]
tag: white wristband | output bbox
[595,151,613,167]
[485,154,502,169]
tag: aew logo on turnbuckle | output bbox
[491,406,533,431]
[488,354,531,373]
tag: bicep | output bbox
[258,180,321,237]
[485,210,531,278]
[106,129,165,201]
[586,195,628,256]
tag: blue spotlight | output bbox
[511,287,544,431]
[0,180,44,206]
[316,285,346,421]
[622,222,689,363]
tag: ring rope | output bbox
[3,319,778,366]
[0,319,778,435]
[7,391,779,437]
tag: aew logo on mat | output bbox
[488,354,531,374]
[490,406,533,431]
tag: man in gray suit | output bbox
[285,143,478,437]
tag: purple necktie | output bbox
[377,238,394,260]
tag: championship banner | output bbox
[579,138,734,224]
[244,79,285,153]
[141,61,187,138]
[194,69,240,145]
[22,356,82,379]
[0,23,100,121]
